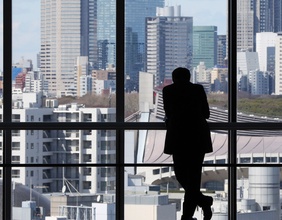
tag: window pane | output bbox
[237,0,282,122]
[12,0,116,120]
[237,166,280,219]
[237,130,282,164]
[12,0,40,101]
[11,129,116,218]
[130,129,227,165]
[125,0,228,122]
[12,129,116,165]
[125,166,223,220]
[11,166,116,219]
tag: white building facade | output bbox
[256,32,277,72]
[275,32,282,95]
[0,94,116,195]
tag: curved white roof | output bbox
[142,108,282,164]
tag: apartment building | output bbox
[1,93,116,195]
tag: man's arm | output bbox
[162,87,170,125]
[199,85,210,119]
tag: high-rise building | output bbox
[237,0,282,52]
[145,5,193,87]
[97,0,116,70]
[217,35,227,67]
[255,0,282,33]
[272,0,282,32]
[193,26,218,69]
[40,0,97,98]
[237,50,260,92]
[249,69,270,95]
[237,0,255,52]
[4,93,117,194]
[125,0,164,92]
[75,56,92,97]
[256,32,277,72]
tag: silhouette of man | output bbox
[162,67,213,220]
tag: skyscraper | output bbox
[237,0,282,52]
[145,5,193,87]
[125,0,164,92]
[255,0,282,33]
[256,32,277,72]
[237,0,255,52]
[40,0,96,97]
[193,26,218,69]
[217,35,227,67]
[97,0,116,70]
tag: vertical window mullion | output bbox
[116,0,125,220]
[3,0,13,220]
[228,1,237,220]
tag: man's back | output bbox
[163,81,209,125]
[162,80,212,154]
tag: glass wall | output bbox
[1,0,282,220]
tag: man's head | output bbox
[172,67,191,83]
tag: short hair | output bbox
[172,67,191,83]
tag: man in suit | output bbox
[162,67,213,220]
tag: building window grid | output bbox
[1,1,281,220]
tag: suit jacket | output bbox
[162,81,213,155]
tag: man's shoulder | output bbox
[162,84,174,91]
[192,83,205,90]
[192,83,203,88]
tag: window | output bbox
[1,1,281,220]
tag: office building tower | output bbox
[255,0,272,33]
[97,0,116,70]
[256,32,277,72]
[237,50,260,92]
[75,56,92,97]
[145,5,193,87]
[249,69,270,95]
[237,0,255,52]
[40,0,96,98]
[193,26,218,69]
[217,35,227,67]
[272,0,282,32]
[255,0,282,33]
[125,0,164,92]
[237,0,282,52]
[237,51,260,76]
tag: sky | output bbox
[0,0,227,70]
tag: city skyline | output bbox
[0,0,227,70]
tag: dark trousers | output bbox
[173,151,205,219]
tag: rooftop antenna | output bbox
[62,161,81,206]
